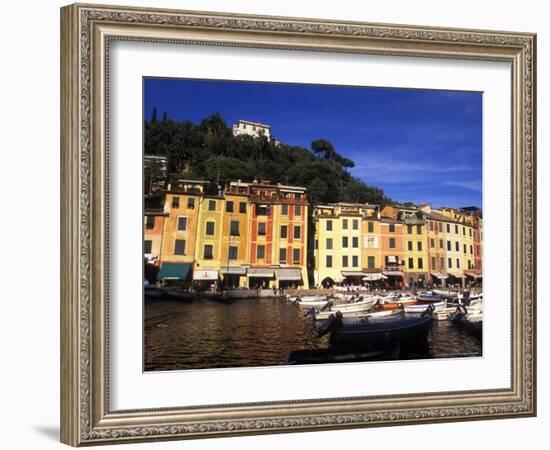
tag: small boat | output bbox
[315,305,392,321]
[319,311,434,347]
[379,297,417,310]
[403,301,446,313]
[417,292,445,302]
[144,285,163,299]
[450,304,483,337]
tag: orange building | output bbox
[143,210,166,267]
[379,217,405,287]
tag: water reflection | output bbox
[144,298,481,371]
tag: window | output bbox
[326,220,333,231]
[389,224,395,233]
[365,236,378,249]
[342,255,349,267]
[171,196,180,208]
[144,240,152,254]
[408,241,413,251]
[326,238,333,250]
[418,258,423,269]
[367,256,375,269]
[352,255,359,267]
[295,193,302,200]
[469,228,472,237]
[230,220,239,236]
[448,258,452,268]
[187,197,195,209]
[446,223,450,233]
[342,219,348,230]
[177,217,187,231]
[408,258,414,269]
[440,257,445,269]
[456,258,461,269]
[352,220,359,230]
[342,236,349,248]
[281,204,288,215]
[417,241,422,251]
[352,237,359,248]
[455,241,459,252]
[430,238,435,248]
[225,201,234,213]
[389,237,396,248]
[228,246,238,260]
[145,215,155,229]
[294,204,302,216]
[239,202,247,214]
[205,222,215,235]
[258,222,266,236]
[455,224,459,234]
[417,224,422,234]
[438,222,443,232]
[293,248,300,264]
[280,225,288,239]
[439,239,444,248]
[208,200,216,211]
[293,226,301,239]
[470,245,474,254]
[468,260,472,270]
[203,244,213,259]
[279,248,287,264]
[429,221,434,231]
[431,257,436,269]
[368,221,374,233]
[257,245,265,259]
[464,244,467,254]
[447,240,451,251]
[326,255,333,268]
[256,204,269,216]
[463,226,466,235]
[174,240,186,255]
[407,224,413,234]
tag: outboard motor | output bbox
[321,299,333,312]
[422,303,436,317]
[304,307,317,318]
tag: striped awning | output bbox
[247,268,274,278]
[277,268,302,281]
[220,267,247,275]
[363,273,387,281]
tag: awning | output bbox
[341,271,365,277]
[430,272,449,280]
[363,273,387,281]
[157,263,191,280]
[387,256,398,263]
[193,269,219,280]
[448,272,464,278]
[383,271,404,277]
[247,268,274,278]
[465,272,483,279]
[277,268,302,281]
[220,267,247,275]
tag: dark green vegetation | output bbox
[145,112,391,205]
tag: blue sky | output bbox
[144,78,482,209]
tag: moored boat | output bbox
[403,300,446,313]
[319,311,434,347]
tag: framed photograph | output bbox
[60,3,536,446]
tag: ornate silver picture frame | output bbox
[60,3,536,446]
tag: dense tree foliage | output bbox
[144,113,391,205]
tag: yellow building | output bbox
[400,208,430,286]
[157,180,206,282]
[219,182,251,288]
[193,194,224,286]
[313,203,379,287]
[361,209,381,275]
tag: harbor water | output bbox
[144,297,482,371]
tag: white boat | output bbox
[287,294,327,303]
[315,306,392,321]
[295,299,330,308]
[403,301,447,313]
